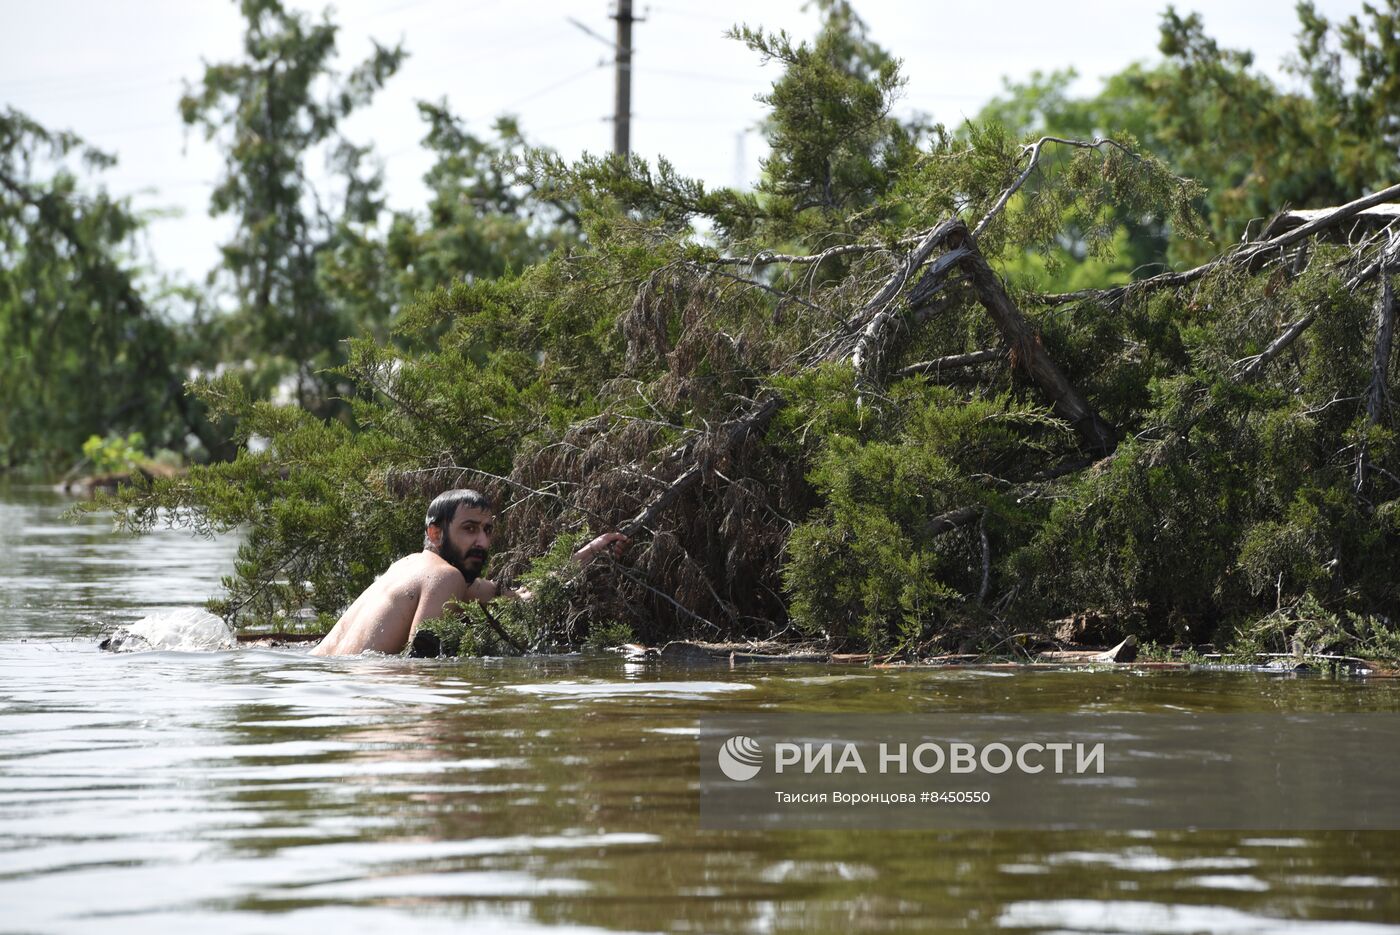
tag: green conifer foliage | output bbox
[105,3,1400,662]
[0,109,192,469]
[180,0,405,412]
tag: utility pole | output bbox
[612,0,636,157]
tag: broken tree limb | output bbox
[1244,182,1400,259]
[850,245,970,392]
[1037,636,1138,664]
[1037,182,1400,310]
[618,394,784,537]
[1259,203,1400,241]
[838,219,962,339]
[893,348,1006,380]
[953,222,1119,455]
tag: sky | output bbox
[0,0,1367,287]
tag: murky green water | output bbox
[3,484,1400,933]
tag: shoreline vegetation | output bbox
[8,3,1400,671]
[228,628,1400,677]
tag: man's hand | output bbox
[573,531,629,566]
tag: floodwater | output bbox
[2,483,1400,933]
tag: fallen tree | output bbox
[100,8,1400,662]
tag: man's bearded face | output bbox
[439,524,489,583]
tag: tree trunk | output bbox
[954,225,1119,455]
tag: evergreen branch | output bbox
[696,264,831,316]
[972,136,1147,240]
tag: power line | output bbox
[645,4,737,24]
[483,60,610,119]
[637,66,753,86]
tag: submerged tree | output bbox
[107,2,1400,663]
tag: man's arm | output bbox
[404,571,471,650]
[474,532,631,603]
[573,531,628,566]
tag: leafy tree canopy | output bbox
[975,1,1400,274]
[180,0,406,410]
[0,108,195,469]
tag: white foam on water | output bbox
[125,607,236,652]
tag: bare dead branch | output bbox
[708,241,894,268]
[1037,182,1400,310]
[696,263,831,316]
[894,348,1005,380]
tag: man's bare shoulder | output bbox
[381,551,443,575]
[395,551,469,587]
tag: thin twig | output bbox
[973,136,1146,240]
[477,602,528,654]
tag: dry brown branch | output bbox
[618,395,784,537]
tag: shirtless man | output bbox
[311,488,625,656]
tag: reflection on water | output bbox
[3,484,1400,933]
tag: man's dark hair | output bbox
[423,488,493,548]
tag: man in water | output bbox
[311,488,625,656]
